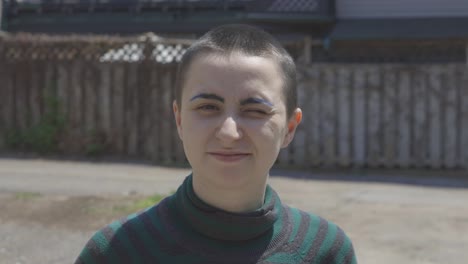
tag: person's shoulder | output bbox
[74,201,165,264]
[283,206,357,264]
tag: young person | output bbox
[76,24,357,264]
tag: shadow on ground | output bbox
[271,167,468,189]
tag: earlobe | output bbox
[282,108,302,148]
[295,110,302,125]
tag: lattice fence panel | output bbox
[0,33,191,63]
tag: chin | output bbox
[210,168,252,188]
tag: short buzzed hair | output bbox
[175,24,297,118]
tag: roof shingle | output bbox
[267,0,319,12]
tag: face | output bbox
[173,53,301,191]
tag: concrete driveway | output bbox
[0,158,467,264]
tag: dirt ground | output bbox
[0,158,467,264]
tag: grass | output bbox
[14,192,42,200]
[84,192,174,216]
[122,193,168,212]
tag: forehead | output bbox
[182,53,285,101]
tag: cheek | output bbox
[181,112,216,137]
[249,120,286,147]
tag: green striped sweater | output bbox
[76,175,357,264]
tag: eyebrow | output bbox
[240,97,274,107]
[189,93,274,107]
[190,93,224,102]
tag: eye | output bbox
[247,109,267,114]
[243,109,268,116]
[196,104,220,112]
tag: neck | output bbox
[192,175,267,213]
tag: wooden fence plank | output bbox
[456,66,466,168]
[397,69,411,168]
[303,67,321,167]
[137,62,151,159]
[382,66,398,167]
[460,67,468,169]
[293,69,308,167]
[308,67,322,166]
[367,67,381,167]
[137,63,152,159]
[337,66,351,167]
[168,66,177,164]
[70,61,85,153]
[412,68,428,167]
[29,61,43,126]
[352,66,366,167]
[84,62,97,138]
[70,61,84,137]
[0,64,10,148]
[97,63,112,139]
[126,63,139,156]
[322,66,337,166]
[443,65,457,169]
[15,62,29,131]
[428,66,443,169]
[24,62,33,130]
[149,66,161,163]
[44,61,56,117]
[160,67,173,164]
[299,72,310,166]
[57,63,69,123]
[112,64,126,154]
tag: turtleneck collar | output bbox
[175,175,280,241]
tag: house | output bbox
[1,0,333,41]
[322,0,468,63]
[3,0,468,62]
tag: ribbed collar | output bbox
[175,175,280,241]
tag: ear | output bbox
[281,108,302,148]
[173,100,183,140]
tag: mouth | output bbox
[207,152,251,162]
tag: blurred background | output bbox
[0,0,468,263]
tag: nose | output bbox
[215,116,243,144]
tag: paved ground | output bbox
[0,158,467,264]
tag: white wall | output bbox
[336,0,468,18]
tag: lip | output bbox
[207,152,251,162]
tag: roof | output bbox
[329,17,468,40]
[268,0,321,12]
[5,0,327,13]
[3,0,334,35]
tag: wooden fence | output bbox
[284,64,468,169]
[0,36,467,169]
[0,60,186,164]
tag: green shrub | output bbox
[5,95,65,153]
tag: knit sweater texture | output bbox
[76,175,357,264]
